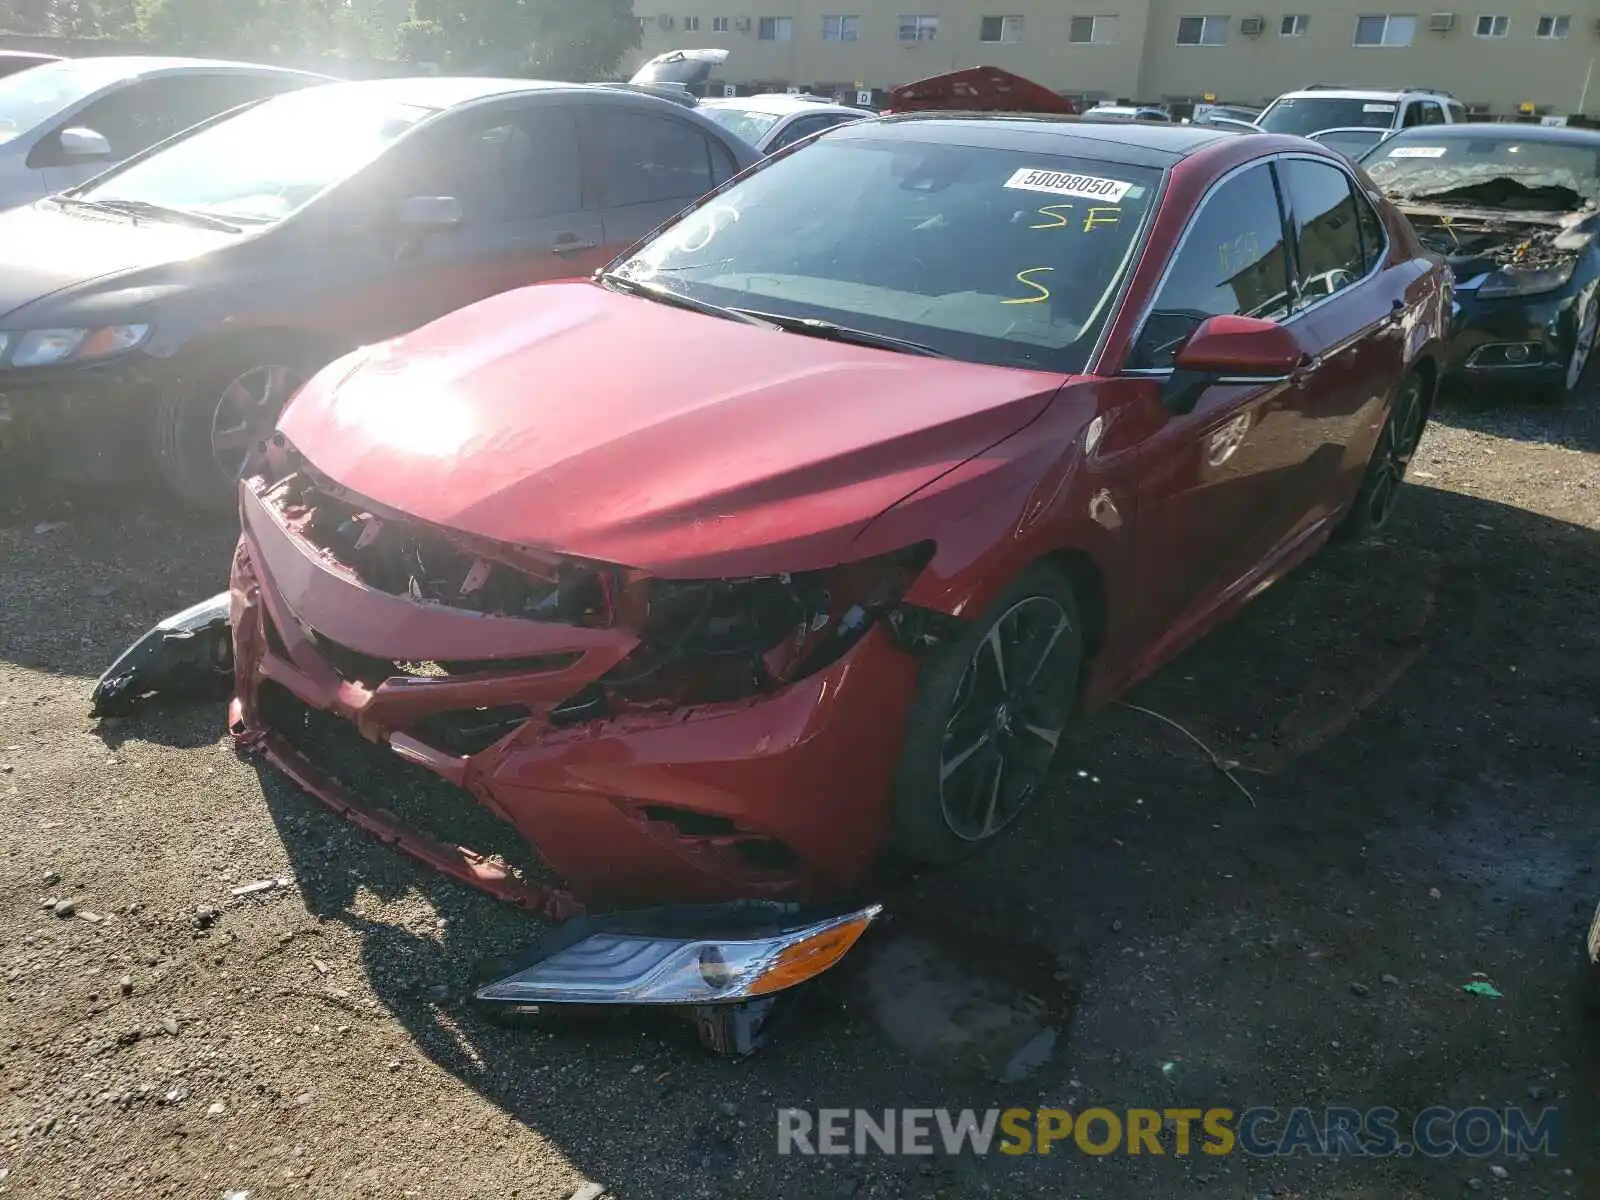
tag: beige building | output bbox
[629,2,1600,116]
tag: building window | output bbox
[1068,15,1118,44]
[712,15,729,31]
[1280,14,1308,36]
[758,16,793,40]
[1474,14,1510,37]
[1176,15,1229,45]
[1353,14,1416,46]
[1535,14,1570,38]
[683,15,699,30]
[821,14,859,40]
[898,14,939,41]
[980,15,1025,42]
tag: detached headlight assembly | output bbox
[1476,258,1578,299]
[472,902,882,1007]
[4,323,150,367]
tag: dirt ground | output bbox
[2,384,1598,1200]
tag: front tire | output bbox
[1543,286,1599,403]
[1334,369,1430,543]
[151,336,324,511]
[890,563,1083,865]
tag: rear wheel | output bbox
[890,563,1083,865]
[151,336,324,511]
[1334,369,1429,543]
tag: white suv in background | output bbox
[1256,86,1467,149]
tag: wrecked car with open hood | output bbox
[1362,122,1600,400]
[97,116,1450,1051]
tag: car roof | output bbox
[1386,121,1600,145]
[1275,88,1449,102]
[24,55,329,82]
[833,113,1236,165]
[703,93,857,116]
[249,76,591,111]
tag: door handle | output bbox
[1290,354,1321,387]
[1380,298,1406,331]
[550,237,598,255]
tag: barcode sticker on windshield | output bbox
[1363,103,1398,113]
[1388,145,1448,158]
[1004,168,1134,203]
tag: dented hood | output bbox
[276,281,1065,577]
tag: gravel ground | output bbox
[1,386,1598,1200]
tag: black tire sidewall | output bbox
[1334,369,1428,543]
[889,561,1083,865]
[151,336,320,512]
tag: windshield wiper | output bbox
[595,271,775,327]
[729,309,949,358]
[55,196,241,233]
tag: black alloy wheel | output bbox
[891,563,1084,864]
[1335,370,1428,542]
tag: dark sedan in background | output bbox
[0,76,760,508]
[0,50,61,79]
[1362,123,1600,400]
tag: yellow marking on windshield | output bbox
[1084,206,1121,231]
[1031,204,1074,228]
[1002,267,1054,304]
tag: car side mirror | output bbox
[57,126,112,160]
[1160,315,1306,414]
[396,194,463,234]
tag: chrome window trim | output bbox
[1117,149,1392,377]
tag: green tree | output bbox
[133,0,375,59]
[402,0,639,80]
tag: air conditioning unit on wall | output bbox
[1427,12,1456,33]
[1239,16,1265,36]
[734,15,751,31]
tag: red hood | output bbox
[276,281,1065,577]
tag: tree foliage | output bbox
[0,0,642,79]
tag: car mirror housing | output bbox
[57,126,112,159]
[1160,315,1306,414]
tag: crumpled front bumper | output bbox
[225,481,921,917]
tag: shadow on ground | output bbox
[1430,385,1600,454]
[174,480,1600,1199]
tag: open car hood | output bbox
[274,281,1065,578]
[883,66,1078,115]
[629,48,730,87]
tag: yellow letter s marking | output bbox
[1002,267,1054,305]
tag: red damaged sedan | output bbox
[96,116,1449,1029]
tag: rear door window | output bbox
[1280,159,1367,305]
[581,110,718,208]
[1130,162,1292,369]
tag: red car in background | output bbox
[882,66,1079,116]
[99,118,1450,1026]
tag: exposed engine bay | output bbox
[259,462,937,718]
[1386,173,1598,276]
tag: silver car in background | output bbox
[0,56,327,211]
[697,92,871,153]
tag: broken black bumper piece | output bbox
[91,591,233,717]
[469,900,882,1056]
